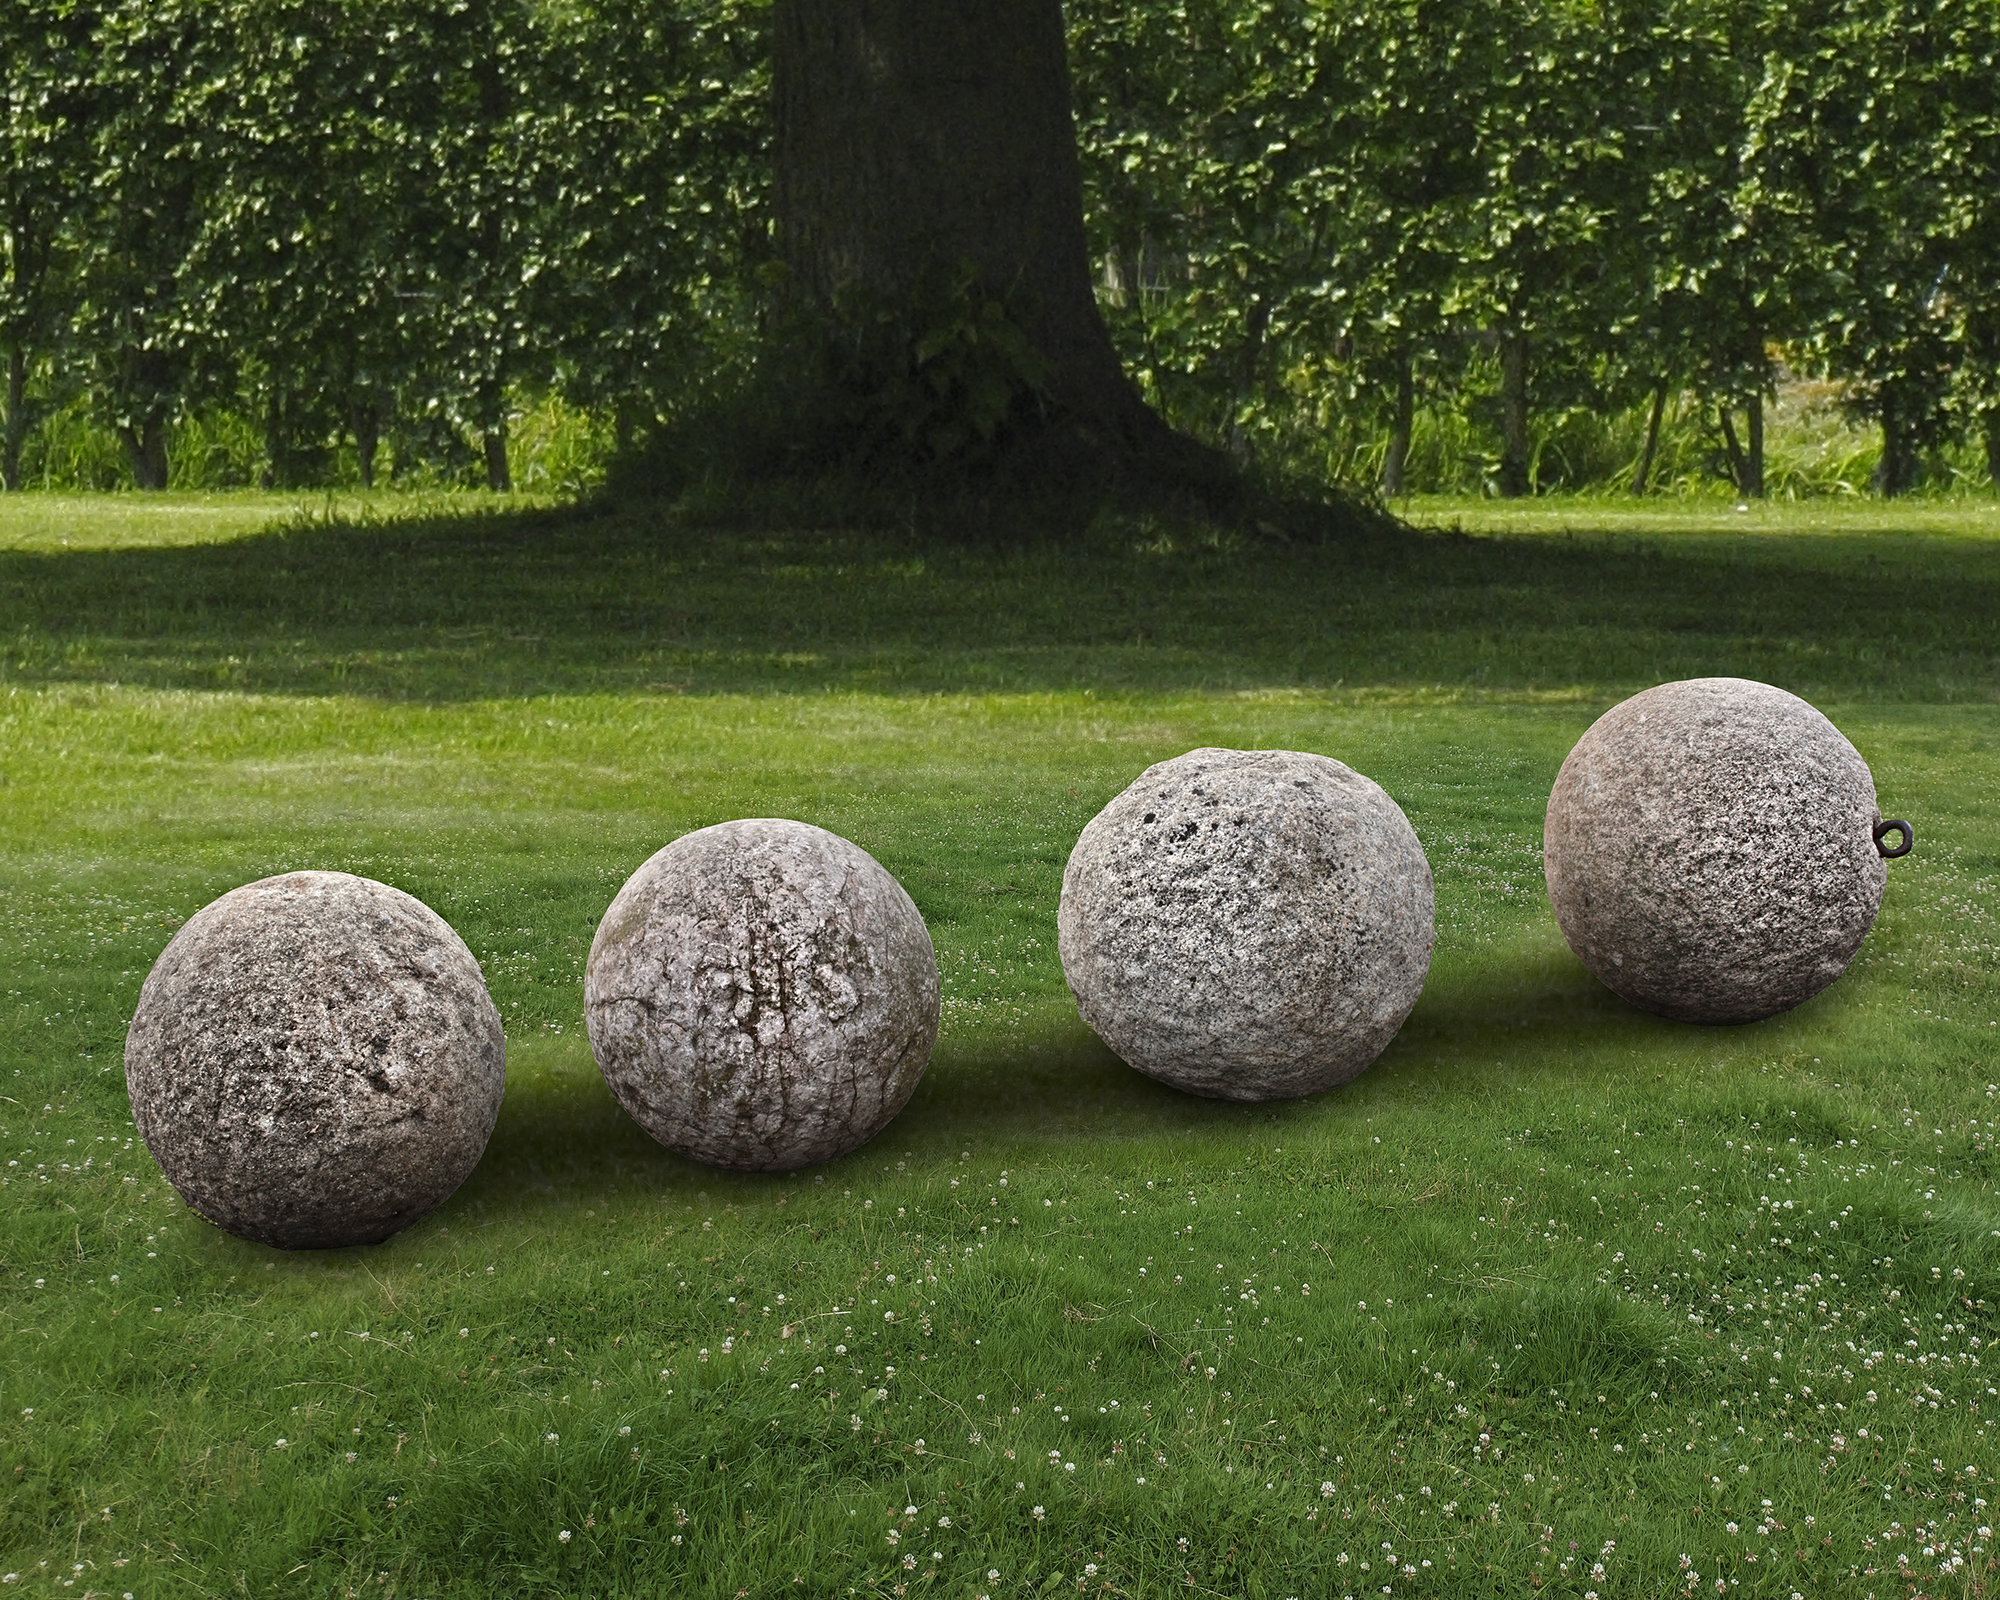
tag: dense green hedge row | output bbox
[1,0,766,491]
[3,0,1996,494]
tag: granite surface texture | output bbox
[1058,747,1434,1100]
[125,871,506,1249]
[586,819,939,1171]
[1544,676,1889,1023]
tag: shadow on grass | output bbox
[442,940,1863,1220]
[1,494,1995,700]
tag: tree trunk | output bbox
[1631,377,1667,495]
[120,416,169,490]
[1718,405,1747,495]
[261,386,286,490]
[1383,347,1413,497]
[2,345,26,492]
[771,0,1190,475]
[353,401,380,491]
[1225,299,1270,464]
[1874,409,1916,497]
[1497,334,1530,497]
[1745,390,1764,498]
[1985,410,2000,491]
[483,422,512,492]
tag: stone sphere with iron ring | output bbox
[1543,676,1908,1023]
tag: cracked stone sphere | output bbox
[1057,748,1435,1101]
[585,819,940,1172]
[1544,676,1891,1024]
[125,871,506,1250]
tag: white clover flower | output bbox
[558,1530,571,1544]
[1032,1506,1045,1521]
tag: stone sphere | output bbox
[125,871,506,1250]
[1057,748,1435,1101]
[1544,677,1892,1023]
[585,819,940,1172]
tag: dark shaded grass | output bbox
[1,498,1995,700]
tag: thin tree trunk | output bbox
[1,345,26,492]
[1498,334,1530,497]
[1872,414,1896,495]
[1984,410,2000,490]
[353,402,379,491]
[1631,377,1667,495]
[1383,347,1414,497]
[120,417,169,490]
[772,0,1192,476]
[1745,390,1764,498]
[1874,402,1916,497]
[1225,299,1270,464]
[483,421,512,492]
[261,387,285,490]
[1718,405,1748,495]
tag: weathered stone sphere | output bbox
[125,872,506,1250]
[1544,677,1893,1023]
[585,820,940,1172]
[1057,748,1435,1101]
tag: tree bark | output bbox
[1383,346,1413,497]
[1873,408,1916,497]
[771,0,1190,474]
[2,345,26,492]
[120,416,169,490]
[1631,377,1667,495]
[1744,390,1764,498]
[261,386,286,490]
[1225,298,1270,464]
[1497,334,1530,497]
[1718,405,1747,495]
[352,400,380,491]
[483,422,512,492]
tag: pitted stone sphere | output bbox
[1544,677,1890,1024]
[125,872,506,1250]
[585,820,940,1172]
[1058,748,1435,1101]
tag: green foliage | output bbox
[1067,0,2000,497]
[823,263,1058,469]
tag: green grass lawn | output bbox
[2,490,1997,1599]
